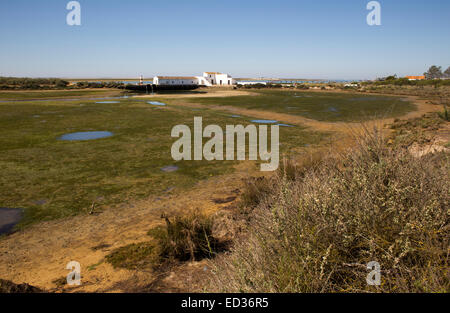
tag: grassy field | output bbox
[190,90,416,122]
[0,89,125,101]
[0,96,326,228]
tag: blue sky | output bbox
[0,0,449,80]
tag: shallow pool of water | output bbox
[0,208,22,235]
[59,131,114,141]
[278,123,295,127]
[148,101,167,106]
[328,106,339,112]
[250,120,278,124]
[95,101,120,104]
[161,165,179,173]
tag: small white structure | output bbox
[236,81,268,86]
[153,76,199,86]
[153,72,235,86]
[202,72,234,86]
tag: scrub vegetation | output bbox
[0,89,125,100]
[209,128,449,293]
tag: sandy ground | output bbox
[0,162,254,293]
[0,90,443,292]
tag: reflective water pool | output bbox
[161,165,179,173]
[59,131,114,141]
[148,101,167,106]
[0,208,22,235]
[328,106,339,112]
[250,120,278,124]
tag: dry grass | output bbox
[106,211,223,271]
[149,212,222,262]
[209,128,449,293]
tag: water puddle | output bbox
[278,123,295,127]
[161,165,179,173]
[250,120,278,124]
[328,106,339,112]
[148,101,167,106]
[95,101,120,104]
[59,131,114,141]
[231,115,241,118]
[33,199,47,205]
[0,208,23,235]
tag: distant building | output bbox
[153,76,199,86]
[236,81,268,86]
[153,72,235,86]
[202,72,234,86]
[405,76,425,81]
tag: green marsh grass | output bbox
[190,90,416,122]
[0,97,326,228]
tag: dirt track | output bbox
[0,90,442,292]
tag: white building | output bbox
[236,81,268,86]
[202,72,234,86]
[153,72,234,86]
[153,76,199,86]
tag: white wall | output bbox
[153,77,199,85]
[202,73,234,86]
[153,73,235,86]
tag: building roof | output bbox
[405,75,425,80]
[156,76,197,80]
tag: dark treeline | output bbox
[365,65,450,87]
[0,77,125,90]
[236,83,326,90]
[75,81,125,89]
[237,83,287,89]
[0,77,69,90]
[363,77,450,87]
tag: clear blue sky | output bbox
[0,0,449,80]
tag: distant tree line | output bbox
[236,83,311,89]
[0,77,125,90]
[0,77,70,90]
[365,65,450,87]
[424,65,450,80]
[74,81,125,89]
